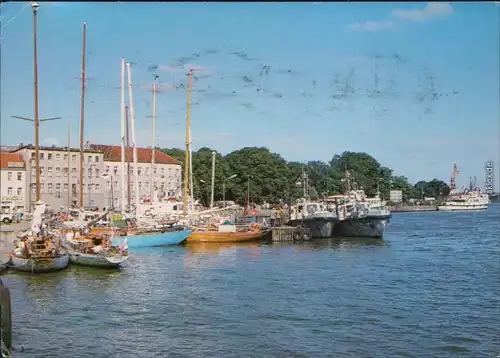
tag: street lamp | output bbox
[222,174,237,204]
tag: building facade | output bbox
[11,144,106,211]
[90,144,182,210]
[0,152,27,214]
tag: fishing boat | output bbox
[186,223,264,243]
[63,232,129,268]
[8,202,69,273]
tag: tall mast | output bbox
[120,58,126,212]
[125,105,131,208]
[32,1,40,202]
[126,63,140,209]
[79,22,87,208]
[183,71,193,216]
[210,150,215,208]
[67,122,71,212]
[150,83,156,200]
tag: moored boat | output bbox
[111,227,192,248]
[186,223,264,243]
[8,201,70,273]
[64,233,129,268]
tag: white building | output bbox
[389,190,403,203]
[90,144,182,209]
[0,152,27,214]
[10,144,106,211]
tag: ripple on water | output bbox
[3,205,500,357]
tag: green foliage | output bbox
[159,147,450,205]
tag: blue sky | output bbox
[1,2,499,188]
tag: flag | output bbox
[119,239,128,252]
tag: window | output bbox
[64,183,68,191]
[72,184,77,194]
[63,154,68,160]
[48,183,53,193]
[56,167,61,176]
[95,184,100,191]
[72,168,76,173]
[47,167,53,177]
[56,183,61,191]
[88,167,92,177]
[106,165,110,173]
[72,154,76,162]
[88,184,92,192]
[139,182,142,191]
[145,182,150,190]
[31,152,35,159]
[40,153,44,160]
[87,156,92,163]
[7,172,12,180]
[138,167,142,176]
[154,168,157,174]
[169,168,172,173]
[113,181,118,189]
[31,167,35,176]
[17,172,22,181]
[161,168,165,174]
[106,181,111,189]
[95,155,99,162]
[17,187,22,195]
[31,184,36,194]
[56,153,60,160]
[146,167,150,175]
[7,187,13,195]
[48,153,52,160]
[95,168,100,177]
[41,183,45,191]
[40,166,44,176]
[114,197,119,206]
[114,166,118,175]
[64,167,69,177]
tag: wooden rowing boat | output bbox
[186,223,264,243]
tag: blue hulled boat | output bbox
[111,229,192,249]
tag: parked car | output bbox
[0,213,14,224]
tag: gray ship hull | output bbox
[332,216,389,238]
[288,218,336,238]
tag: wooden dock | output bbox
[265,226,311,242]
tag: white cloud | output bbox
[392,3,453,22]
[347,20,395,32]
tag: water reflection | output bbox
[270,237,387,251]
[185,242,260,255]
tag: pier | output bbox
[265,226,311,242]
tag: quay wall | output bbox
[388,205,437,213]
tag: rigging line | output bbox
[0,1,29,31]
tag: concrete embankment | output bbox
[388,205,438,213]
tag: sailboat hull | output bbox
[8,252,70,273]
[111,230,191,249]
[186,230,264,243]
[66,248,128,268]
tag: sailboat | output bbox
[8,3,69,273]
[8,201,69,273]
[111,60,191,249]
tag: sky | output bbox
[1,2,499,189]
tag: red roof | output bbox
[89,144,180,165]
[0,152,25,169]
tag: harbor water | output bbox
[1,205,499,357]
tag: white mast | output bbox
[126,62,140,209]
[150,83,156,201]
[210,151,216,208]
[120,58,126,212]
[189,127,194,204]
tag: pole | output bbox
[125,105,131,208]
[183,71,192,216]
[120,58,126,212]
[32,2,40,202]
[126,63,140,209]
[150,83,156,200]
[67,122,71,212]
[210,151,215,208]
[79,22,87,208]
[223,181,226,204]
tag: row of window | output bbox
[6,172,23,181]
[105,165,180,176]
[5,187,23,196]
[31,152,100,163]
[27,180,179,194]
[29,166,181,179]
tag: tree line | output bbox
[160,147,451,206]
